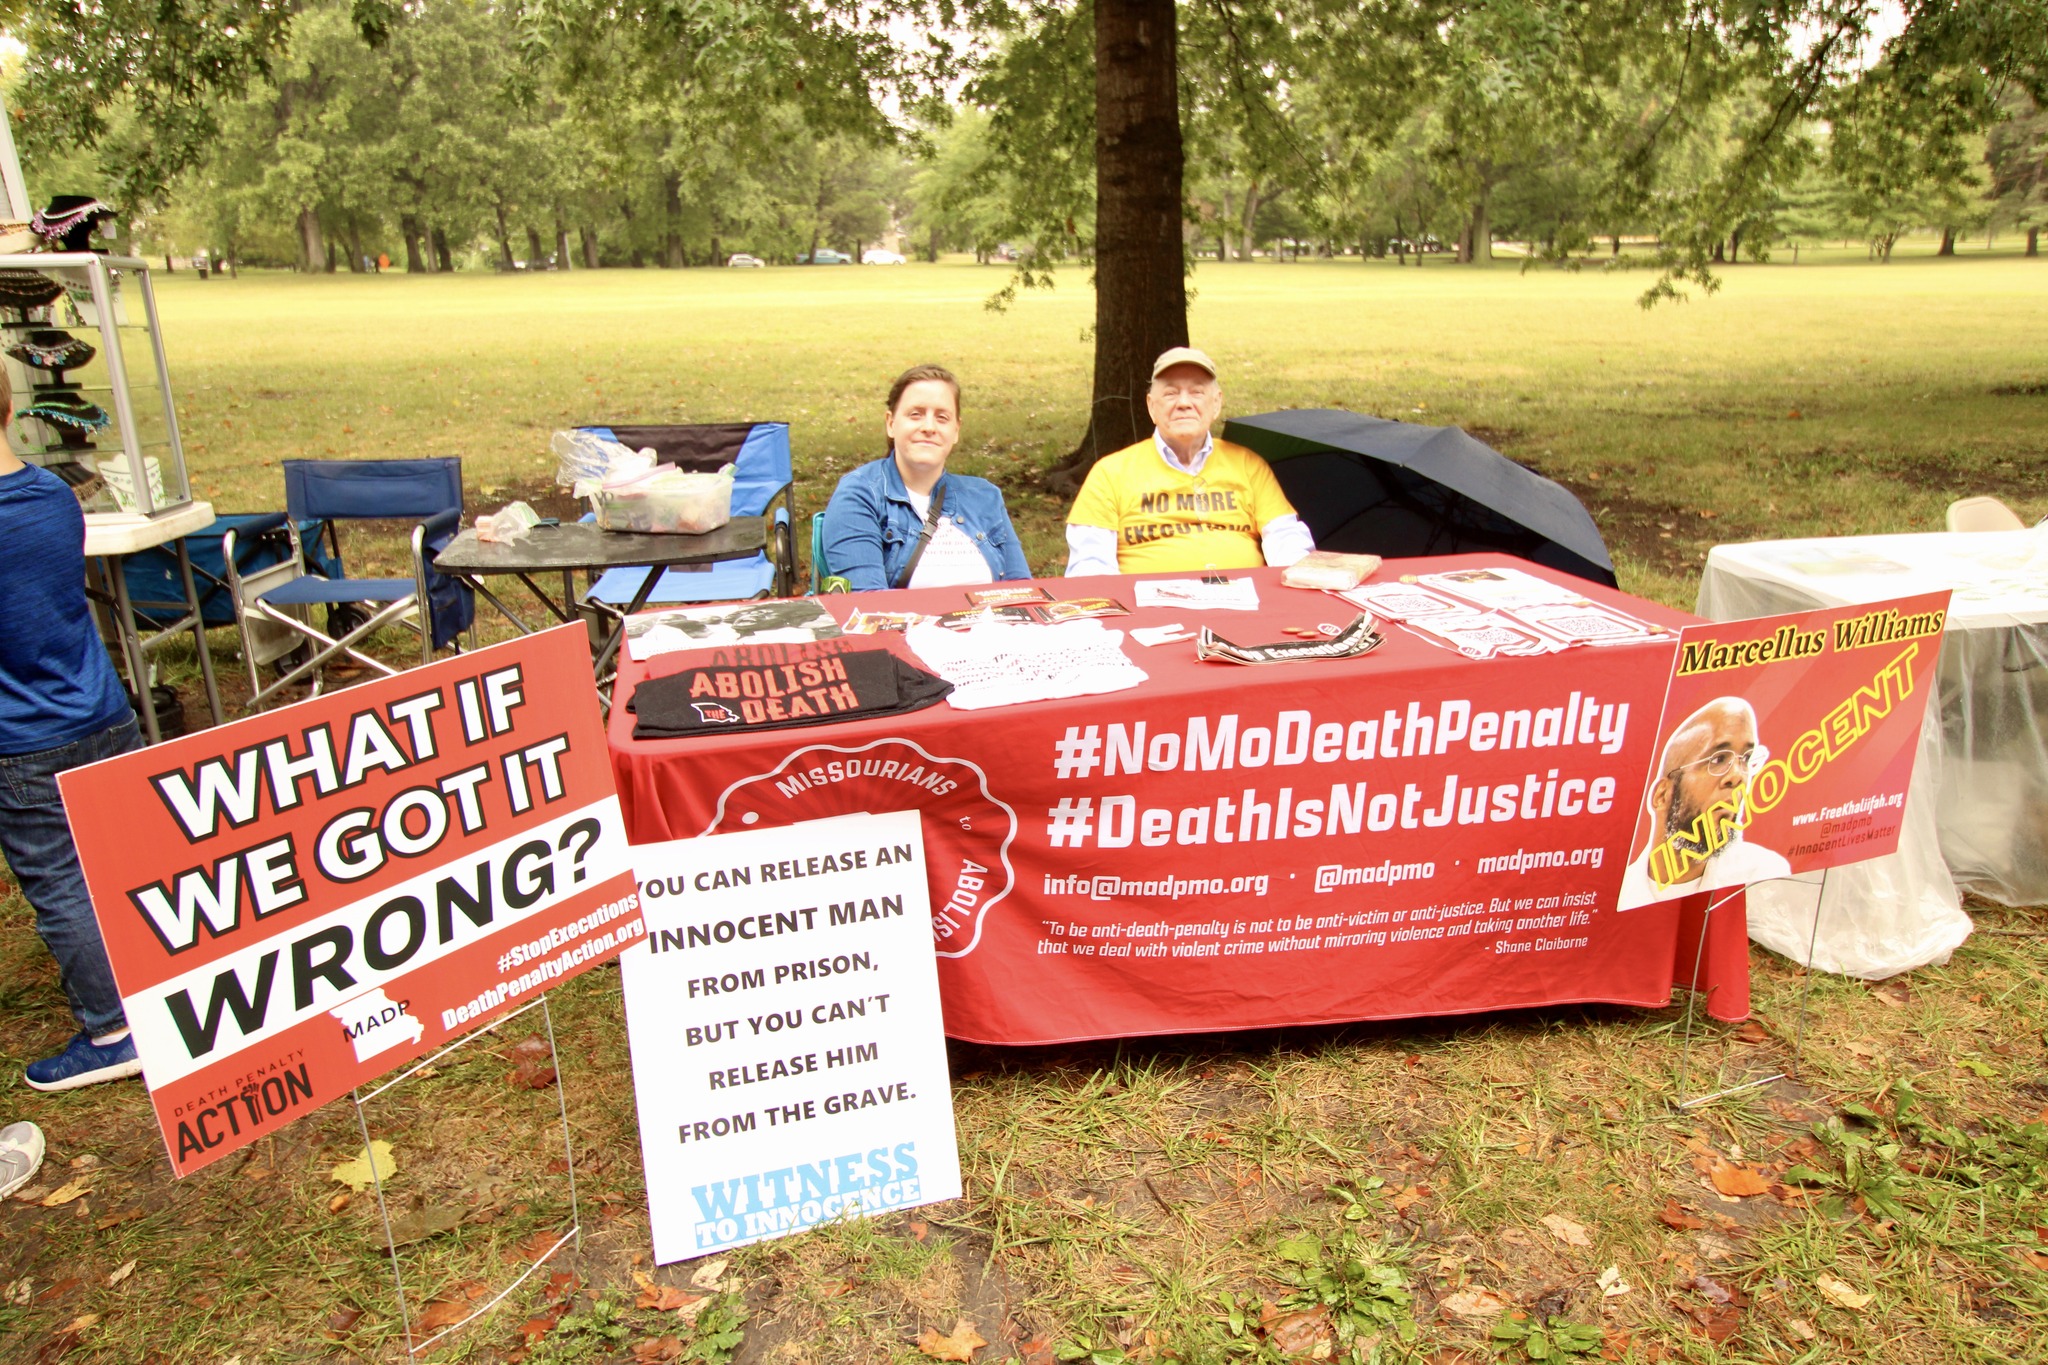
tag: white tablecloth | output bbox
[1700,526,2048,976]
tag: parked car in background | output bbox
[727,253,765,267]
[793,249,853,265]
[861,249,906,265]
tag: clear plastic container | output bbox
[591,465,735,534]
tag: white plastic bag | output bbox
[475,500,543,543]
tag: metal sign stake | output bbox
[350,996,583,1355]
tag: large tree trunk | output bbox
[433,227,454,272]
[1937,225,1956,256]
[1457,195,1491,264]
[2028,226,2040,257]
[297,208,325,274]
[1237,179,1262,259]
[581,225,600,269]
[526,224,546,267]
[1049,0,1187,492]
[664,173,687,268]
[401,214,427,272]
[556,216,573,271]
[494,206,517,271]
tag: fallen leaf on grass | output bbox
[5,1279,31,1306]
[507,1034,551,1059]
[93,1209,143,1231]
[635,1285,701,1313]
[510,1230,563,1262]
[507,1060,558,1090]
[1439,1289,1509,1320]
[1786,1318,1818,1341]
[1542,1214,1591,1247]
[1658,1200,1707,1231]
[1391,1184,1429,1213]
[1842,1039,1881,1061]
[105,1261,136,1288]
[1598,1266,1631,1297]
[1694,1232,1741,1262]
[59,1314,99,1333]
[417,1298,473,1332]
[324,1306,363,1339]
[40,1178,93,1207]
[328,1193,351,1214]
[1815,1274,1872,1311]
[688,1257,728,1290]
[1600,1327,1633,1360]
[1017,1337,1057,1365]
[384,1205,463,1246]
[1708,1161,1771,1197]
[917,1318,988,1361]
[1870,980,1911,1009]
[36,1277,80,1302]
[1681,1300,1742,1343]
[1731,1020,1770,1044]
[518,1306,565,1342]
[909,1219,930,1241]
[2012,1248,2048,1272]
[1262,1306,1333,1356]
[631,1337,682,1364]
[330,1141,397,1192]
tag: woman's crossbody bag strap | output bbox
[893,481,947,590]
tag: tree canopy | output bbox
[10,0,2046,468]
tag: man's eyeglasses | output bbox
[1667,744,1769,780]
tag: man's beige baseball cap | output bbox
[1151,346,1218,380]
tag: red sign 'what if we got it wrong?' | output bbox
[59,626,641,1177]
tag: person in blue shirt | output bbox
[0,372,145,1091]
[821,365,1032,591]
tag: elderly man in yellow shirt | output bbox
[1065,347,1315,576]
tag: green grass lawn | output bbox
[154,253,2048,608]
[1,255,2045,1364]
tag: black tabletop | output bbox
[435,517,768,574]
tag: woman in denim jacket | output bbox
[821,365,1032,591]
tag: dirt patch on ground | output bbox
[1505,444,1739,583]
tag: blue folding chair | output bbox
[582,422,794,607]
[807,511,851,594]
[121,513,340,628]
[224,458,473,709]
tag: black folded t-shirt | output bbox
[629,647,952,739]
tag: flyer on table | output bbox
[58,626,642,1176]
[1617,592,1950,910]
[621,811,961,1263]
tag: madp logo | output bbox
[692,701,742,725]
[698,738,1017,958]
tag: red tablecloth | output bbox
[609,556,1749,1043]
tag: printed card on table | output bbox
[621,812,961,1262]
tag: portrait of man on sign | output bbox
[1618,696,1792,908]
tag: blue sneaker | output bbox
[25,1032,142,1092]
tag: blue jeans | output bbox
[0,715,141,1036]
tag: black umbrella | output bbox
[1223,408,1617,587]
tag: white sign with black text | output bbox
[620,811,961,1263]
